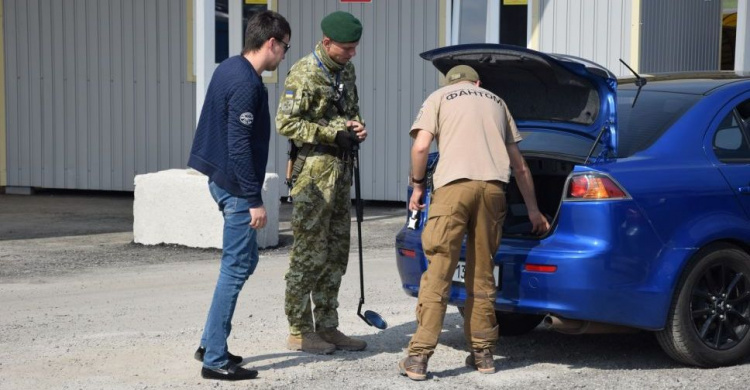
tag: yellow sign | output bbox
[245,0,267,4]
[504,0,527,5]
[723,12,737,28]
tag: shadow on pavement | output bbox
[0,190,405,242]
[235,311,746,378]
[0,190,134,241]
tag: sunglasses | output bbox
[276,38,290,53]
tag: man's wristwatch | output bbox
[411,176,425,185]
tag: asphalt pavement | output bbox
[1,190,750,389]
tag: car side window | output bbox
[713,101,750,163]
[737,99,750,123]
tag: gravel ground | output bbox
[1,191,750,389]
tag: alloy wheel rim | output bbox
[690,263,750,350]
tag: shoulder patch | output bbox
[239,112,254,126]
[279,88,302,116]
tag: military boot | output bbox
[316,328,367,351]
[287,333,336,355]
[465,348,496,374]
[398,354,429,381]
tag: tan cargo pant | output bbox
[407,179,506,356]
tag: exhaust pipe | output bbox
[544,315,639,335]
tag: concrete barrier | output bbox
[133,169,279,249]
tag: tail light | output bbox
[525,264,558,273]
[566,174,628,200]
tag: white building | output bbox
[2,0,748,201]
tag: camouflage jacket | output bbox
[276,42,363,146]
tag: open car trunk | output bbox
[503,156,576,237]
[415,44,618,239]
[423,153,576,239]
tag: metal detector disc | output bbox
[364,310,388,330]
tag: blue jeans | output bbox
[199,181,259,369]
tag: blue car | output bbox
[395,44,750,367]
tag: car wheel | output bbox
[656,244,750,367]
[458,307,544,336]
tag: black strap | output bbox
[291,144,314,183]
[312,144,349,160]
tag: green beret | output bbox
[321,11,362,43]
[445,65,479,85]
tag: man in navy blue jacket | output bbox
[187,10,290,381]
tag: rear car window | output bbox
[616,90,701,157]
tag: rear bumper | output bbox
[395,201,679,331]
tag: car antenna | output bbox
[619,59,646,107]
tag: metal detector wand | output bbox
[352,141,366,316]
[350,129,387,329]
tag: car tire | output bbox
[656,244,750,367]
[458,307,544,336]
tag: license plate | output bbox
[452,261,501,286]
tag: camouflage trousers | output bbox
[285,153,352,335]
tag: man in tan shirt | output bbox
[399,65,549,381]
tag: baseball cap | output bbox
[445,65,479,84]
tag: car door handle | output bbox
[739,186,750,194]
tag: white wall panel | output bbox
[639,0,721,73]
[535,0,721,76]
[4,0,18,186]
[50,0,65,187]
[537,0,634,77]
[4,0,437,200]
[2,0,726,199]
[4,0,196,191]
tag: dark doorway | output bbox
[721,12,737,70]
[500,2,527,47]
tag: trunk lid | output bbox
[420,44,618,158]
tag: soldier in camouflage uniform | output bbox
[276,11,368,355]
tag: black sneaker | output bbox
[194,346,243,364]
[201,362,258,381]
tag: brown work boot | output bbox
[465,348,496,374]
[316,328,367,351]
[287,333,336,355]
[398,354,429,381]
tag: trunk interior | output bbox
[502,156,577,237]
[421,154,577,238]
